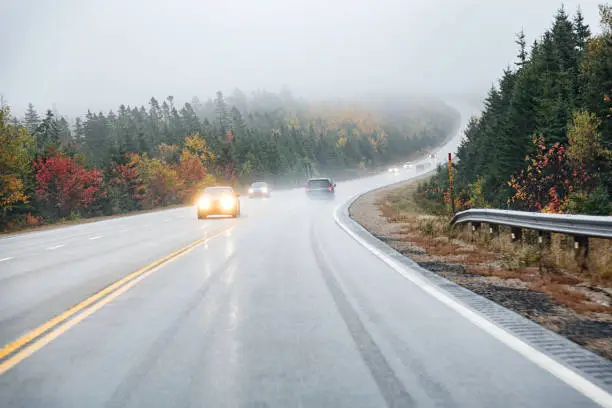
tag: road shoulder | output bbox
[349,179,612,363]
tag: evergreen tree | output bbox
[24,103,41,135]
[57,116,72,147]
[215,91,230,134]
[515,29,528,67]
[35,109,60,152]
[74,117,85,144]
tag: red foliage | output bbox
[178,152,208,202]
[24,213,43,226]
[34,153,104,217]
[178,152,206,183]
[109,154,146,209]
[508,136,589,212]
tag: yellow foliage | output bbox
[183,133,214,163]
[567,110,607,164]
[0,107,34,213]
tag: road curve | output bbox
[0,103,610,408]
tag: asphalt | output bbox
[0,103,607,407]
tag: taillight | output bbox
[328,186,333,191]
[306,186,309,191]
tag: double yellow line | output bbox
[0,223,234,375]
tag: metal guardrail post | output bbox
[574,235,589,271]
[538,231,551,248]
[488,224,499,236]
[511,227,522,242]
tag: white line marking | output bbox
[177,215,185,219]
[88,235,103,240]
[0,257,14,262]
[46,244,65,250]
[163,219,170,222]
[333,203,612,408]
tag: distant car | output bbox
[197,186,241,219]
[402,162,413,169]
[248,181,270,198]
[388,166,400,173]
[305,178,336,199]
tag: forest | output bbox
[418,4,612,215]
[0,89,458,230]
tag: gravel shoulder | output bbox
[350,179,612,361]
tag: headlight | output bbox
[198,197,211,209]
[261,187,268,193]
[248,188,253,193]
[220,196,235,210]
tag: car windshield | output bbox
[308,179,331,188]
[252,182,267,188]
[204,187,234,197]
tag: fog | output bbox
[0,0,603,116]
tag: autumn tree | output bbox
[34,152,104,218]
[108,154,146,212]
[0,107,34,221]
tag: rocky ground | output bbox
[350,181,612,361]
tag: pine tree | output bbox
[215,91,230,134]
[74,117,85,144]
[574,7,591,51]
[515,29,528,67]
[24,103,41,135]
[35,109,60,152]
[57,117,72,146]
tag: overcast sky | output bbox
[0,0,604,116]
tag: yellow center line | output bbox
[0,222,235,375]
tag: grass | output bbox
[374,176,612,316]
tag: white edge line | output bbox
[333,202,612,408]
[88,235,103,240]
[0,257,14,262]
[46,244,65,250]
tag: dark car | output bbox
[305,178,336,199]
[248,181,270,198]
[197,186,241,219]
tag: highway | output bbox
[1,104,611,408]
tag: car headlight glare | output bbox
[198,197,211,209]
[220,196,235,210]
[248,188,253,193]
[261,187,268,193]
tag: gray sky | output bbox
[0,0,604,116]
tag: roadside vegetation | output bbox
[381,181,611,284]
[349,179,612,359]
[0,91,458,232]
[350,3,612,359]
[420,4,612,215]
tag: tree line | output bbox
[419,4,612,215]
[1,89,459,230]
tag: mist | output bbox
[1,0,603,116]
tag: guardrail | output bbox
[450,209,612,240]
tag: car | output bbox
[403,161,413,169]
[248,181,270,198]
[388,166,400,173]
[196,186,241,219]
[305,177,336,199]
